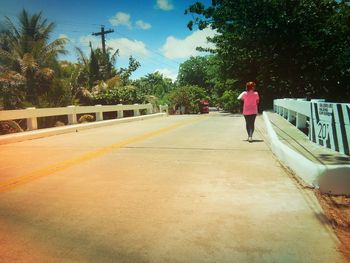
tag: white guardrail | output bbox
[274,98,350,156]
[0,103,169,131]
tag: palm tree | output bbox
[0,9,68,106]
[69,44,120,105]
[73,44,119,89]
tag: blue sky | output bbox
[1,0,215,81]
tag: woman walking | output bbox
[238,81,260,142]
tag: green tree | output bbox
[0,66,26,109]
[167,85,208,114]
[93,47,118,81]
[0,9,68,107]
[91,85,144,105]
[186,0,350,108]
[119,56,141,84]
[73,45,119,89]
[218,90,240,113]
[89,46,100,88]
[177,56,212,94]
[135,71,174,98]
[71,46,142,106]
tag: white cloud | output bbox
[107,38,149,58]
[154,68,177,81]
[136,20,152,30]
[160,28,217,59]
[109,12,132,29]
[79,36,149,59]
[79,35,99,48]
[156,0,174,11]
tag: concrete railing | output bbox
[274,98,350,155]
[0,103,163,131]
[159,104,169,114]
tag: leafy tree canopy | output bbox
[167,85,208,114]
[186,0,350,108]
[0,9,68,107]
[134,71,174,99]
[177,56,213,94]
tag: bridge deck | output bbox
[0,113,345,262]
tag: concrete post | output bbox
[95,105,103,121]
[159,105,168,113]
[295,99,307,129]
[166,105,170,114]
[67,105,77,125]
[146,103,152,115]
[275,105,280,115]
[282,108,288,119]
[26,107,37,131]
[288,110,296,123]
[296,113,307,129]
[117,104,123,118]
[133,104,140,116]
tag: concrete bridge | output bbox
[0,103,349,262]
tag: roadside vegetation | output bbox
[1,1,349,132]
[186,0,350,109]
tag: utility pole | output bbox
[92,25,114,54]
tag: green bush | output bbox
[91,85,144,105]
[0,70,26,110]
[0,120,24,134]
[78,114,94,123]
[54,121,65,127]
[219,90,241,113]
[167,85,208,114]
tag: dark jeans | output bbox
[244,114,257,137]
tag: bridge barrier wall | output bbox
[159,104,169,114]
[0,103,169,131]
[274,99,350,156]
[263,112,350,195]
[0,113,167,145]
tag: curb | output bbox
[263,111,350,195]
[0,113,167,145]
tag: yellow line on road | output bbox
[0,116,208,193]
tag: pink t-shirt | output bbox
[238,91,259,115]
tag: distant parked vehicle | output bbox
[199,100,209,114]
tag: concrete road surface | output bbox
[0,113,345,262]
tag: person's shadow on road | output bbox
[242,139,264,143]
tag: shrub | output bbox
[78,114,94,123]
[219,90,241,113]
[168,85,208,114]
[91,85,144,105]
[0,70,26,110]
[54,121,65,127]
[0,120,24,134]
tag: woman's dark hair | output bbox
[246,81,256,91]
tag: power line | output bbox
[56,24,183,69]
[0,10,187,71]
[106,38,179,70]
[1,10,183,65]
[113,30,182,67]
